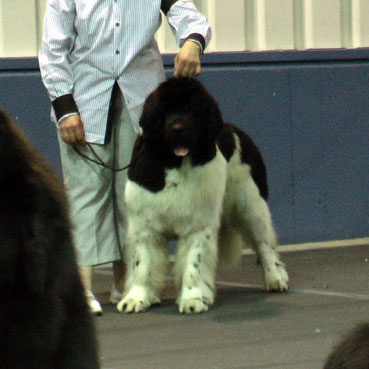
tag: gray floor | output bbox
[93,244,369,369]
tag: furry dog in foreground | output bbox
[324,323,369,369]
[0,110,99,368]
[117,78,288,314]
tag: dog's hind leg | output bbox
[218,222,243,265]
[174,227,218,314]
[237,180,288,292]
[117,226,168,313]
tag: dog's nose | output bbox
[171,123,185,137]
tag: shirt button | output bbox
[116,22,120,27]
[115,50,120,55]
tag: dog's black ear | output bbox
[190,80,224,143]
[139,97,155,134]
[207,101,224,142]
[139,90,163,133]
[139,92,165,145]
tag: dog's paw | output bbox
[264,263,289,292]
[117,297,149,313]
[116,285,151,313]
[178,298,208,314]
[177,287,209,314]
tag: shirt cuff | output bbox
[57,112,79,125]
[185,33,205,55]
[52,94,79,122]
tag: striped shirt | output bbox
[38,0,211,144]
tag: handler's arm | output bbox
[161,0,211,77]
[39,0,85,144]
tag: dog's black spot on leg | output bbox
[204,281,214,292]
[198,254,201,263]
[132,259,140,270]
[193,263,199,269]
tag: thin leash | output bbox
[72,143,132,172]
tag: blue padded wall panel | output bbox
[1,51,368,244]
[0,72,61,173]
[318,66,369,240]
[196,68,296,244]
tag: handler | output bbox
[39,0,211,315]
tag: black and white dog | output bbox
[117,78,288,314]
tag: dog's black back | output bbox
[0,110,99,369]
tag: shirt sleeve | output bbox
[163,0,211,51]
[38,0,79,118]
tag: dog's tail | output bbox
[218,224,243,265]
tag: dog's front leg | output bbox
[117,228,166,313]
[116,244,151,313]
[175,228,218,314]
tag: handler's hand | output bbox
[60,114,86,145]
[174,40,201,78]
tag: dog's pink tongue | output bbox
[174,147,189,157]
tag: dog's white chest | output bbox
[125,152,227,236]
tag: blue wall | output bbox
[1,50,368,244]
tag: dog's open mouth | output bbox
[174,147,189,157]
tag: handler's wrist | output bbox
[58,112,80,126]
[185,33,205,56]
[185,39,202,56]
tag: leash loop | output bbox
[72,143,131,172]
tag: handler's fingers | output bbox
[61,127,78,145]
[59,129,69,144]
[74,122,86,145]
[174,58,200,77]
[194,63,201,76]
[179,64,192,78]
[174,54,184,77]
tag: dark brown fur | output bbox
[0,110,99,369]
[324,323,369,369]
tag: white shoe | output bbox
[86,290,103,316]
[110,286,124,305]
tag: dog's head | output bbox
[139,78,223,165]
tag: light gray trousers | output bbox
[57,87,137,266]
